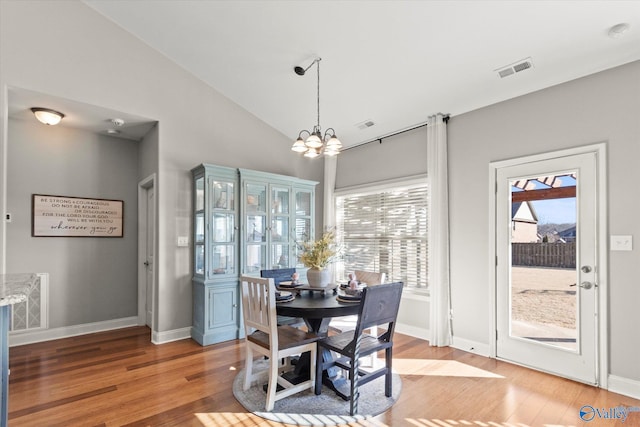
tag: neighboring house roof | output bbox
[511,201,539,224]
[558,226,576,239]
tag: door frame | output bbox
[138,174,157,333]
[488,143,608,388]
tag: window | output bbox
[335,179,428,293]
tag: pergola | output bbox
[511,174,577,203]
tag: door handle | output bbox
[581,265,592,273]
[579,281,595,290]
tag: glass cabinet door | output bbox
[272,186,290,215]
[194,176,205,276]
[246,183,266,213]
[213,181,234,210]
[208,177,236,278]
[245,244,266,273]
[294,188,314,268]
[295,190,312,216]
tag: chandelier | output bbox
[291,58,342,158]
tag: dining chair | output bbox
[315,281,403,416]
[240,275,319,411]
[260,268,304,327]
[329,270,387,365]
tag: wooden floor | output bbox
[7,326,640,426]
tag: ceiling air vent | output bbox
[496,57,534,79]
[355,120,375,130]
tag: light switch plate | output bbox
[177,236,189,247]
[610,235,632,251]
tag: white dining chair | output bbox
[240,275,319,411]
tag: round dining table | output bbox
[276,285,360,334]
[275,285,361,397]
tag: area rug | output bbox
[233,359,401,426]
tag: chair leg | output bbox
[243,345,253,391]
[349,356,359,416]
[265,352,279,411]
[385,346,392,397]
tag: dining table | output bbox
[275,284,361,398]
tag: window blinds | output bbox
[336,184,428,291]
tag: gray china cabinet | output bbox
[191,164,317,345]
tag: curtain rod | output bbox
[341,115,450,152]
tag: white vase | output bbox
[306,268,331,288]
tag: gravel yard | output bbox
[511,266,577,331]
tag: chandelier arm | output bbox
[297,130,311,139]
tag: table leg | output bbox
[279,317,349,399]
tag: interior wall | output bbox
[6,118,139,328]
[448,60,640,383]
[336,127,427,189]
[138,123,159,182]
[0,0,323,336]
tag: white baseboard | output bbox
[608,374,640,400]
[396,323,430,341]
[9,316,140,347]
[152,327,192,345]
[451,336,491,357]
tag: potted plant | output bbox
[298,230,339,287]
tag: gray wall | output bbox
[6,119,139,327]
[0,1,323,335]
[336,126,427,188]
[448,60,640,383]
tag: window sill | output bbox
[402,288,430,302]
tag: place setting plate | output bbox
[336,284,366,303]
[277,281,303,289]
[275,290,295,303]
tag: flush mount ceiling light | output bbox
[30,107,65,126]
[291,57,342,158]
[608,23,630,38]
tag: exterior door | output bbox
[496,151,598,384]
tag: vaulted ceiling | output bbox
[82,1,640,148]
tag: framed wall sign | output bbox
[32,194,124,237]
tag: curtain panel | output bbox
[427,113,451,347]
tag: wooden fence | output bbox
[511,242,576,268]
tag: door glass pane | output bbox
[246,184,266,213]
[296,191,311,216]
[246,215,265,242]
[245,244,266,273]
[211,244,234,275]
[272,187,289,214]
[213,213,234,242]
[213,181,234,210]
[271,217,288,242]
[509,173,578,351]
[271,244,289,269]
[195,177,205,211]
